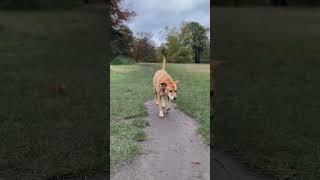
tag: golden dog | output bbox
[153,57,179,118]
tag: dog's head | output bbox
[160,80,179,102]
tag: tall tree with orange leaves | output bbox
[132,32,156,62]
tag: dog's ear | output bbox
[160,82,167,89]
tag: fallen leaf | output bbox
[192,161,200,165]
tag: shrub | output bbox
[111,56,136,65]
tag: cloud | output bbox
[122,0,210,46]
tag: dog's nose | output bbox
[173,97,177,101]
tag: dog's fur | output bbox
[153,57,179,118]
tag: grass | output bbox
[110,65,153,171]
[0,4,106,179]
[165,64,210,144]
[110,62,210,171]
[213,7,320,179]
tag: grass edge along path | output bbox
[110,64,154,172]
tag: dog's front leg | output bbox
[161,96,167,109]
[167,99,173,112]
[157,94,164,118]
[155,90,159,105]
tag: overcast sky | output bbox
[121,0,210,47]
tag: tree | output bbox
[111,25,134,57]
[110,0,136,29]
[170,46,193,63]
[155,44,166,63]
[164,27,188,63]
[180,22,209,63]
[164,26,193,63]
[162,22,209,64]
[110,0,136,58]
[201,43,210,63]
[132,32,156,62]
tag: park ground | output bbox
[213,7,320,180]
[0,4,106,179]
[110,63,210,172]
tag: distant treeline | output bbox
[211,0,320,6]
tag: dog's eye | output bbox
[175,90,177,92]
[169,90,173,92]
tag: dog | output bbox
[153,57,179,118]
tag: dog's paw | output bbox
[159,111,164,118]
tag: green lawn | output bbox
[0,4,106,179]
[110,63,210,171]
[165,64,210,144]
[213,7,320,179]
[110,64,153,172]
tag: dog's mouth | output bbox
[167,95,177,103]
[170,97,177,103]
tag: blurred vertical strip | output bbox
[211,60,223,147]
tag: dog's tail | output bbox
[162,56,166,70]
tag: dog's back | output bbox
[153,57,173,89]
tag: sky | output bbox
[121,0,210,47]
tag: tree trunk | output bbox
[194,50,197,63]
[194,48,200,64]
[197,50,200,63]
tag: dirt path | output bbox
[110,100,272,180]
[111,100,210,180]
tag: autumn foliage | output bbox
[110,0,136,57]
[110,0,136,28]
[132,32,156,62]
